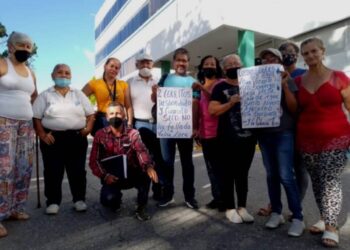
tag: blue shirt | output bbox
[291,68,306,78]
[163,73,199,98]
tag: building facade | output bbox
[94,0,350,79]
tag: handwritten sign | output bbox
[156,87,192,138]
[238,64,284,128]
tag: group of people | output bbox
[0,31,349,248]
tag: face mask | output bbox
[54,78,71,87]
[282,54,296,66]
[202,68,217,79]
[108,117,123,128]
[139,67,152,78]
[226,67,240,80]
[14,50,31,63]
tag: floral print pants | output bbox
[0,117,34,221]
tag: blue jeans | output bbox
[258,131,303,220]
[135,120,156,133]
[160,138,195,201]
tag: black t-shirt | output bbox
[211,81,253,139]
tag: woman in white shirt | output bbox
[0,31,37,238]
[33,64,94,215]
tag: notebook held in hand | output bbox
[100,154,128,179]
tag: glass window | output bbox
[96,0,170,65]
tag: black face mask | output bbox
[202,68,217,79]
[108,117,123,128]
[282,54,296,67]
[226,67,240,80]
[14,50,31,63]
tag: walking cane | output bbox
[35,135,41,208]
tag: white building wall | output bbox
[95,0,350,77]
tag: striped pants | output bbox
[0,117,34,221]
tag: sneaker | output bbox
[74,201,87,212]
[157,197,175,208]
[135,206,151,221]
[226,209,243,223]
[185,199,199,209]
[46,204,59,215]
[237,208,254,223]
[265,213,285,229]
[288,219,305,237]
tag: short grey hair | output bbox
[8,31,33,47]
[52,64,70,74]
[222,54,241,68]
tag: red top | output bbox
[295,71,350,153]
[199,80,220,139]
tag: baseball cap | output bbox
[259,48,282,62]
[136,52,153,61]
[8,31,33,47]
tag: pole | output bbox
[35,135,41,208]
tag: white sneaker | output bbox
[226,209,243,224]
[237,207,254,223]
[74,201,87,212]
[46,204,59,215]
[288,219,305,237]
[265,213,285,229]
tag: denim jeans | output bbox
[135,120,156,133]
[160,138,195,201]
[258,131,303,220]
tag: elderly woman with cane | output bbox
[0,31,37,238]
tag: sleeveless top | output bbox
[0,58,35,120]
[295,71,350,153]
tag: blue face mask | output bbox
[54,78,71,87]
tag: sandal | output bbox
[10,211,30,220]
[322,230,339,248]
[257,204,272,217]
[309,220,325,234]
[0,223,8,238]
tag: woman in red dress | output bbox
[295,37,350,247]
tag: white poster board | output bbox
[156,87,193,138]
[238,64,284,128]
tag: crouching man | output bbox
[89,103,158,221]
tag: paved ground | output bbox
[1,140,350,250]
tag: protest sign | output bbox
[238,64,284,128]
[156,87,193,138]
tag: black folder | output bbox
[100,154,128,179]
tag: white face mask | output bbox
[139,67,152,78]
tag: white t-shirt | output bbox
[33,87,94,131]
[0,58,35,120]
[128,75,158,120]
